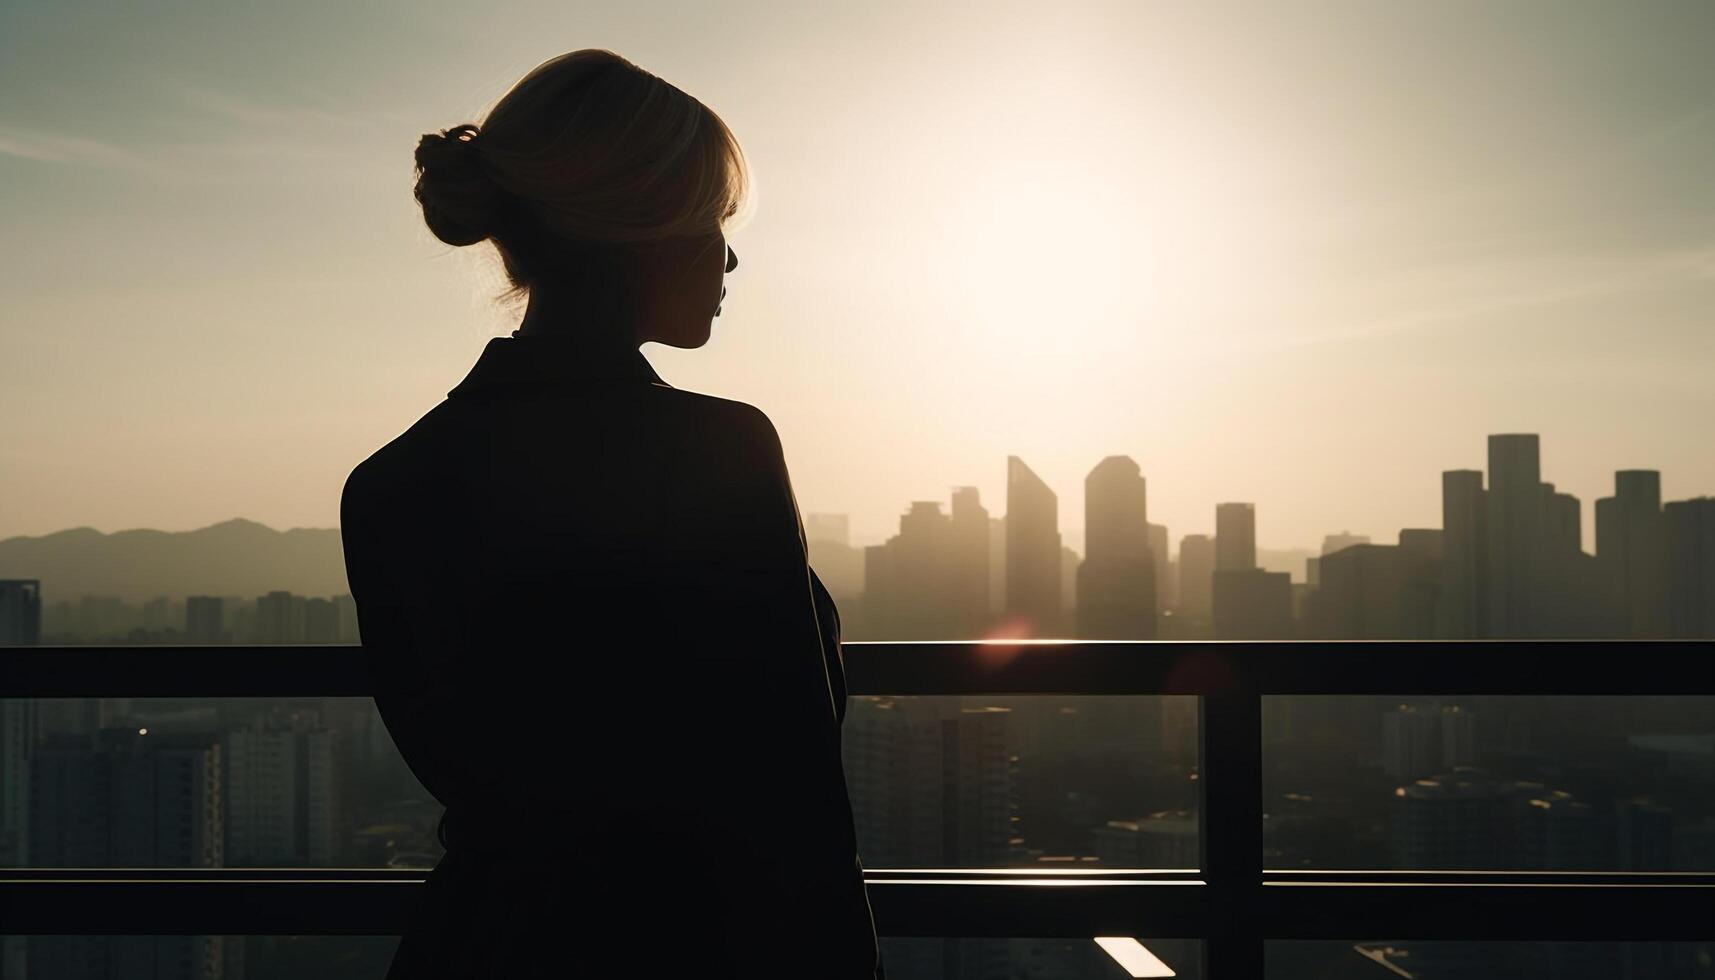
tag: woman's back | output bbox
[349,47,878,978]
[342,335,878,977]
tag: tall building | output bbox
[1484,434,1543,637]
[0,579,42,646]
[304,597,340,644]
[1076,456,1155,639]
[1382,703,1476,781]
[0,699,34,866]
[1397,529,1444,637]
[1314,544,1405,638]
[863,489,991,639]
[1177,534,1215,621]
[31,729,224,867]
[1390,770,1598,871]
[1060,545,1080,617]
[1091,811,1198,868]
[1438,470,1486,638]
[254,591,306,644]
[1596,471,1667,637]
[865,503,948,638]
[225,725,343,865]
[184,595,226,644]
[1214,503,1257,571]
[1541,482,1582,554]
[1083,457,1148,569]
[843,699,1017,868]
[1212,569,1293,639]
[0,584,46,865]
[986,517,1006,616]
[1004,457,1062,636]
[1148,522,1174,614]
[1664,497,1715,638]
[1307,532,1439,639]
[948,487,993,636]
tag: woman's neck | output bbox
[515,282,642,347]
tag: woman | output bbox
[341,50,880,979]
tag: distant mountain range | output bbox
[0,519,349,603]
[0,518,1318,607]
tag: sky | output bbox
[2,0,1712,554]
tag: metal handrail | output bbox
[4,640,1713,975]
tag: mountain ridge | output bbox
[0,520,350,603]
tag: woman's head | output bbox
[413,50,746,348]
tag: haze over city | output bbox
[4,1,1712,549]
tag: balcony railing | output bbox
[4,639,1713,977]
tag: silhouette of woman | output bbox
[341,50,880,979]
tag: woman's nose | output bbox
[725,245,739,274]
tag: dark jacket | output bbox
[340,334,879,979]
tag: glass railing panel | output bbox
[1266,940,1715,978]
[4,693,1200,871]
[1262,695,1715,870]
[4,936,400,980]
[2,697,442,870]
[845,695,1200,869]
[882,937,1201,979]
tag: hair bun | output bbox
[413,124,503,247]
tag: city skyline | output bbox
[4,2,1714,548]
[5,427,1709,559]
[18,431,1703,644]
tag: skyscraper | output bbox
[948,487,992,635]
[1438,470,1486,638]
[1312,532,1442,639]
[0,581,43,862]
[1005,457,1062,636]
[0,699,33,865]
[1313,544,1405,638]
[1596,470,1666,637]
[1214,503,1257,571]
[1485,434,1543,637]
[1664,497,1715,638]
[1177,534,1215,622]
[1212,569,1293,639]
[254,591,306,644]
[1397,529,1445,637]
[864,502,950,638]
[225,725,343,865]
[0,579,42,646]
[843,698,1017,868]
[1076,456,1155,639]
[1541,483,1582,554]
[304,597,339,644]
[31,729,224,867]
[862,489,992,638]
[1148,522,1174,614]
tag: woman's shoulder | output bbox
[340,403,459,527]
[648,385,777,433]
[642,386,785,461]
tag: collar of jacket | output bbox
[447,335,668,399]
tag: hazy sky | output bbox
[3,0,1712,553]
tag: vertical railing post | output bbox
[1199,666,1264,977]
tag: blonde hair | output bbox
[413,50,748,305]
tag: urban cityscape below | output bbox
[1,431,1711,979]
